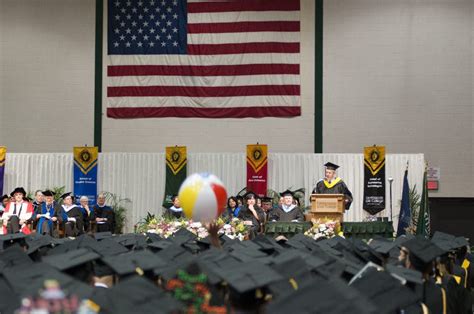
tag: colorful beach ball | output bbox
[178,173,227,222]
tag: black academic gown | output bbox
[414,279,445,314]
[57,205,84,237]
[438,275,472,314]
[163,206,184,220]
[312,178,353,210]
[269,205,304,222]
[238,205,265,237]
[92,205,115,233]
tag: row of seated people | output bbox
[0,187,115,237]
[163,189,305,237]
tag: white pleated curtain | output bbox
[3,153,424,232]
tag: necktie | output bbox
[13,204,17,215]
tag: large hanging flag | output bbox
[246,144,268,197]
[0,147,5,195]
[396,167,411,236]
[416,166,431,237]
[73,147,99,206]
[106,0,301,118]
[163,146,187,208]
[363,145,386,215]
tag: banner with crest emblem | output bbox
[163,146,187,208]
[363,145,386,215]
[0,147,6,195]
[73,146,98,206]
[246,144,268,197]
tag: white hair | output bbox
[80,196,89,201]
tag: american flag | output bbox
[107,0,300,118]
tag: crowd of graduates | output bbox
[0,185,473,313]
[0,218,472,313]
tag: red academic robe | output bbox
[2,201,33,234]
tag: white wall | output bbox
[0,0,472,198]
[323,0,473,197]
[101,0,315,153]
[0,0,95,152]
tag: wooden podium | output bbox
[305,194,345,223]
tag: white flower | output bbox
[190,222,202,228]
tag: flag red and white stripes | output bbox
[106,0,301,118]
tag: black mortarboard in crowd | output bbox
[97,275,183,314]
[0,233,27,251]
[102,250,167,277]
[403,236,445,272]
[42,248,100,283]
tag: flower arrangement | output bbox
[216,217,248,241]
[304,218,341,240]
[135,213,249,240]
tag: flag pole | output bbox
[388,177,393,221]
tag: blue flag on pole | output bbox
[396,169,411,236]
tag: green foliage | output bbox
[102,191,131,234]
[409,185,421,234]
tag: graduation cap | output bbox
[91,238,129,257]
[0,246,33,272]
[403,236,445,271]
[42,190,56,197]
[266,277,378,314]
[3,262,93,300]
[261,196,273,203]
[112,233,148,249]
[0,233,27,251]
[96,275,183,314]
[279,190,294,197]
[60,192,75,201]
[42,248,100,282]
[369,238,398,255]
[101,250,168,277]
[349,267,419,313]
[385,264,424,285]
[25,234,55,255]
[146,239,174,252]
[93,260,115,278]
[216,261,283,293]
[242,191,258,200]
[324,162,340,171]
[10,187,26,197]
[42,247,100,270]
[94,231,114,241]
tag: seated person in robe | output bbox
[163,195,184,220]
[237,191,265,237]
[269,190,304,222]
[36,190,61,235]
[92,193,115,233]
[2,187,33,234]
[260,196,274,224]
[79,196,93,233]
[56,192,84,237]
